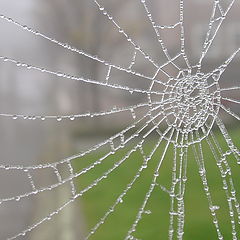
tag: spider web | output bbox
[0,0,240,239]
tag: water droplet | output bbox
[130,109,136,119]
[12,115,18,120]
[57,72,64,77]
[5,165,10,170]
[145,210,151,215]
[223,185,228,190]
[41,116,46,121]
[70,196,76,201]
[69,115,75,121]
[57,116,62,122]
[211,205,220,211]
[110,141,115,151]
[142,164,147,169]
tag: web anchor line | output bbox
[0,14,175,85]
[197,0,236,71]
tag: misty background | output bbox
[0,0,239,239]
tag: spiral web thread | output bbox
[0,0,240,239]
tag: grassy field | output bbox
[73,127,240,240]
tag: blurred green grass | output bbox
[73,128,240,240]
